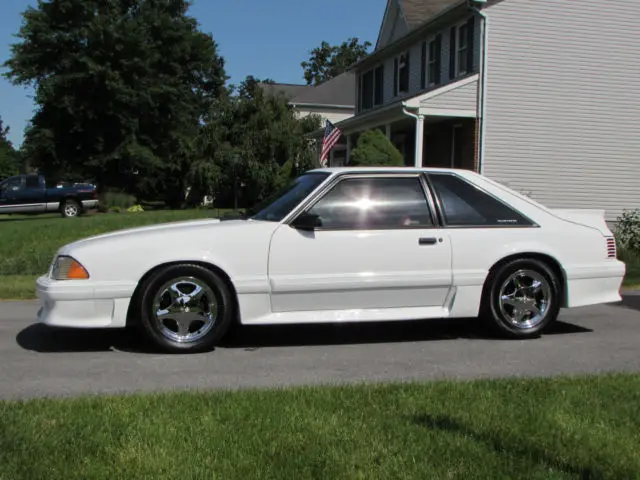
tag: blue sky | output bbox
[0,0,387,147]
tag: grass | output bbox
[1,374,640,479]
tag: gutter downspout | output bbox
[470,1,488,175]
[402,104,425,168]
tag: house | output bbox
[333,0,640,222]
[260,73,356,165]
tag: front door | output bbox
[267,173,453,313]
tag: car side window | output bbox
[428,173,533,227]
[306,176,434,230]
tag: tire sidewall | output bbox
[62,200,80,218]
[139,264,234,353]
[486,258,560,338]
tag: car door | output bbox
[12,175,47,212]
[267,173,453,313]
[0,176,27,213]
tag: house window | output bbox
[449,17,474,79]
[456,23,469,76]
[394,51,410,96]
[359,65,384,111]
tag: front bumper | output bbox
[36,275,136,328]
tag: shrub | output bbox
[108,206,122,214]
[100,191,137,211]
[127,205,144,213]
[614,209,640,252]
[349,129,404,167]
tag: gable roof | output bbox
[289,72,355,108]
[260,73,355,109]
[400,0,461,30]
[258,82,312,99]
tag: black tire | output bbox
[480,258,561,339]
[138,264,235,353]
[61,199,81,218]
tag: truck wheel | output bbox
[61,199,81,218]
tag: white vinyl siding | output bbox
[421,78,478,110]
[482,0,640,222]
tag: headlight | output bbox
[51,255,90,280]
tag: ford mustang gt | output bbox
[36,167,626,353]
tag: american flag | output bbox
[319,120,342,167]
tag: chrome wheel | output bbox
[152,277,218,343]
[64,202,79,217]
[498,269,551,329]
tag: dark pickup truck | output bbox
[0,174,99,218]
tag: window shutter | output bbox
[466,17,475,73]
[420,41,426,89]
[449,26,456,79]
[435,34,442,85]
[404,51,410,92]
[394,57,398,96]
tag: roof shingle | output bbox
[399,0,461,30]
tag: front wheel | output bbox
[481,258,561,338]
[138,264,235,353]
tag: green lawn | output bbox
[0,210,638,299]
[1,374,640,479]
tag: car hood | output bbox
[60,217,273,253]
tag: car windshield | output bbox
[250,172,330,222]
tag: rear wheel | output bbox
[481,258,561,338]
[138,264,234,353]
[61,199,81,218]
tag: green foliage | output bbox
[615,209,640,253]
[191,76,322,209]
[3,0,227,205]
[301,37,371,86]
[127,205,144,213]
[349,129,404,167]
[0,117,21,180]
[100,191,137,211]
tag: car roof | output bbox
[309,166,478,176]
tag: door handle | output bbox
[418,237,438,245]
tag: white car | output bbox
[36,167,626,353]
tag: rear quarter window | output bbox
[428,173,534,227]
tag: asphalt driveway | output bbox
[1,294,639,400]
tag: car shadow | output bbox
[16,317,593,354]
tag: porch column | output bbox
[414,114,425,167]
[346,134,352,164]
[385,123,391,140]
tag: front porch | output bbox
[328,74,480,171]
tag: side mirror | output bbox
[291,212,322,231]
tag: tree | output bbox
[349,129,404,166]
[0,117,20,179]
[4,0,227,206]
[301,37,371,86]
[190,76,322,209]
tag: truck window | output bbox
[25,175,40,189]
